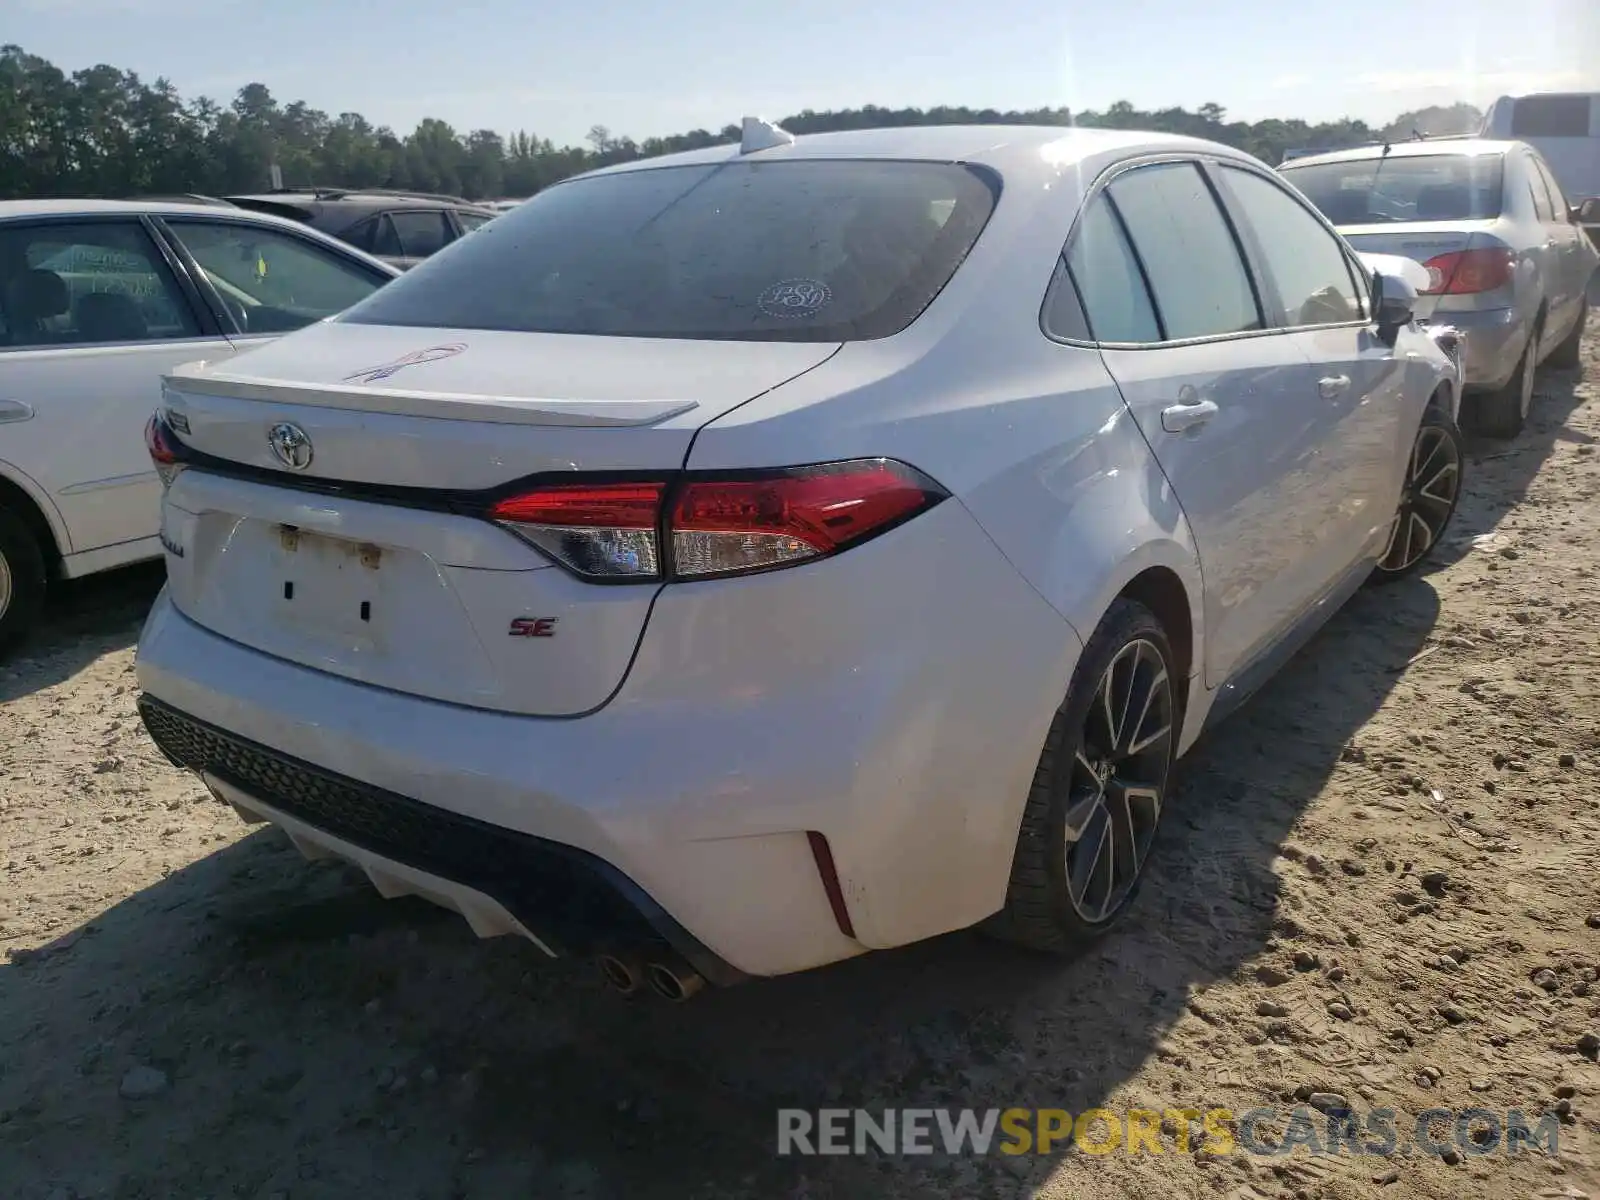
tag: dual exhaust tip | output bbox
[596,952,705,1002]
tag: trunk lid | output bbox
[1336,221,1503,319]
[158,322,839,715]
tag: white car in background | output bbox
[0,200,399,653]
[134,122,1463,997]
[1480,93,1600,226]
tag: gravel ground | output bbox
[3,333,1599,1200]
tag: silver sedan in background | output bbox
[1281,138,1598,438]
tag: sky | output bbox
[10,0,1600,148]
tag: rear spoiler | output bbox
[162,363,699,428]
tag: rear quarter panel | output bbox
[688,148,1210,746]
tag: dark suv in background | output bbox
[221,188,498,269]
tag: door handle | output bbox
[1160,398,1219,433]
[1318,374,1351,399]
[0,399,35,424]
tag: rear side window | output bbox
[376,211,452,259]
[340,216,381,253]
[1059,197,1159,343]
[340,160,999,341]
[0,220,199,347]
[1532,156,1571,216]
[1281,154,1506,223]
[165,220,386,333]
[1106,162,1261,341]
[1220,167,1362,328]
[1525,158,1557,221]
[1511,95,1592,138]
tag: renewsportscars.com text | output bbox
[776,1106,1562,1158]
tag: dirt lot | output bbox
[3,336,1600,1200]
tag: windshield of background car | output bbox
[1281,153,1505,223]
[337,159,999,341]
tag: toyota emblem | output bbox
[267,422,313,471]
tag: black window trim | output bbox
[1040,152,1287,351]
[0,212,224,353]
[1207,160,1373,334]
[149,213,395,337]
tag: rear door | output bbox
[1070,159,1348,687]
[1527,151,1588,341]
[1211,162,1406,563]
[0,215,236,558]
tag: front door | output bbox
[1210,162,1409,564]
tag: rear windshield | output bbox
[1281,154,1505,224]
[337,160,999,341]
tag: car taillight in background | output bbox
[144,412,188,489]
[488,459,948,582]
[1420,247,1515,295]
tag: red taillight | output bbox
[1421,248,1514,295]
[487,482,665,578]
[671,460,942,578]
[144,413,179,464]
[144,413,186,489]
[486,459,945,582]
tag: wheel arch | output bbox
[1428,380,1459,425]
[1074,540,1207,754]
[0,460,67,573]
[1117,566,1194,698]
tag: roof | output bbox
[1281,138,1520,169]
[0,197,402,276]
[0,197,276,221]
[575,124,1257,184]
[226,192,477,206]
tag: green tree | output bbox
[0,44,1456,202]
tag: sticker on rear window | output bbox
[757,279,832,319]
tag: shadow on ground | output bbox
[0,570,1441,1199]
[0,562,164,703]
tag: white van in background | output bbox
[1481,93,1600,242]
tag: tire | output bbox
[0,505,47,659]
[1547,298,1587,370]
[1368,404,1464,586]
[1473,316,1541,439]
[987,598,1179,952]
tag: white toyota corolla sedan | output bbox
[134,121,1463,999]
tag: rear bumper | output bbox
[138,693,748,985]
[134,499,1081,979]
[1422,306,1527,391]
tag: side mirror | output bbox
[1372,269,1417,345]
[1573,197,1600,225]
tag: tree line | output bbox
[0,44,1482,202]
